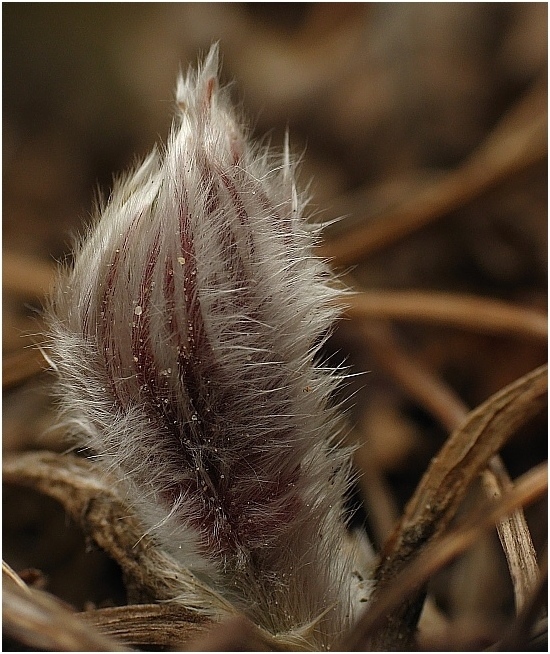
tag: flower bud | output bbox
[48,45,368,647]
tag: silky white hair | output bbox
[48,44,370,648]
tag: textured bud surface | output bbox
[49,45,369,647]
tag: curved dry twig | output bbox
[481,457,540,612]
[357,321,543,635]
[368,364,547,649]
[80,604,212,650]
[341,462,548,651]
[319,78,547,266]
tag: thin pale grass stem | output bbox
[80,604,212,650]
[359,321,541,603]
[481,457,540,612]
[366,363,547,649]
[488,550,547,651]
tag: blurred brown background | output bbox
[3,3,548,648]
[4,0,546,464]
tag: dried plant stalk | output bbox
[369,364,547,649]
[80,604,212,649]
[342,461,548,650]
[3,565,128,652]
[481,457,540,612]
[358,319,543,639]
[320,77,546,265]
[344,290,547,341]
[490,552,548,651]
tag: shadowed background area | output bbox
[3,3,547,651]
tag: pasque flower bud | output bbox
[49,45,368,647]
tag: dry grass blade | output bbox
[481,457,540,612]
[344,290,547,341]
[3,564,129,652]
[319,77,547,266]
[358,320,543,642]
[490,551,548,651]
[2,561,33,595]
[80,603,212,649]
[380,364,547,564]
[369,364,547,648]
[341,462,548,651]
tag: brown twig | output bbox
[368,364,547,649]
[359,319,543,638]
[80,603,212,649]
[3,564,129,652]
[481,457,540,612]
[319,78,547,266]
[343,290,547,341]
[340,462,548,651]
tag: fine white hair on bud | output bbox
[48,44,370,647]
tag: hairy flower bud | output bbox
[48,45,369,647]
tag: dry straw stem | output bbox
[81,604,284,651]
[380,362,547,562]
[481,456,540,613]
[80,604,212,650]
[358,320,542,628]
[489,551,548,651]
[368,363,547,649]
[344,290,548,342]
[319,76,547,266]
[341,461,548,651]
[3,563,128,652]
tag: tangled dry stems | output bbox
[3,6,547,651]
